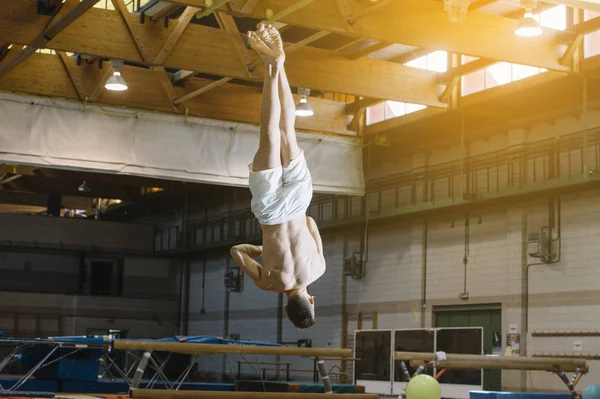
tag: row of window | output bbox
[367,6,600,126]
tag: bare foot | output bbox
[256,22,285,64]
[264,23,284,57]
[247,31,280,63]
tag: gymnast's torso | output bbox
[258,216,325,292]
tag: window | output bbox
[584,11,600,58]
[534,5,567,31]
[366,101,427,126]
[405,50,448,73]
[81,258,124,297]
[461,5,565,96]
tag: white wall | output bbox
[184,110,600,392]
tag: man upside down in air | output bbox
[230,23,326,330]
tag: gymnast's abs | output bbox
[230,22,326,330]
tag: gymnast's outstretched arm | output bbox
[230,244,264,284]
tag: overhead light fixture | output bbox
[515,10,543,37]
[105,59,128,91]
[295,87,314,117]
[78,181,90,193]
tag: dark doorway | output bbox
[434,304,502,391]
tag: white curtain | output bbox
[0,93,364,195]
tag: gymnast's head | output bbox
[285,288,315,329]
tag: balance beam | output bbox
[409,359,587,373]
[113,340,353,358]
[130,388,379,399]
[396,352,588,373]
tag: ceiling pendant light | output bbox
[515,10,543,37]
[105,60,128,91]
[78,181,90,192]
[295,87,314,117]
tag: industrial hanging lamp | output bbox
[515,0,542,37]
[78,181,90,192]
[105,60,128,91]
[295,87,314,117]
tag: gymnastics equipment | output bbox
[397,351,588,398]
[113,340,353,358]
[130,388,379,399]
[584,385,600,398]
[398,352,588,373]
[0,334,360,396]
[405,374,441,399]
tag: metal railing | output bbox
[155,128,600,253]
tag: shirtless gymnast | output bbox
[230,23,326,330]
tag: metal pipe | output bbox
[525,196,561,333]
[420,221,428,328]
[462,212,470,296]
[315,357,333,393]
[276,292,283,380]
[200,253,206,315]
[223,257,231,380]
[179,259,190,335]
[131,350,153,389]
[340,236,349,382]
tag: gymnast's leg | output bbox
[257,23,301,167]
[247,30,282,172]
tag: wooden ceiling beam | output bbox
[348,42,390,60]
[572,16,600,35]
[347,0,398,25]
[0,0,98,80]
[174,29,334,103]
[154,6,199,64]
[266,0,318,23]
[57,51,85,100]
[215,11,255,76]
[0,52,355,135]
[111,0,150,63]
[173,30,331,103]
[195,0,231,19]
[438,57,496,82]
[0,2,443,106]
[89,65,115,102]
[237,0,260,13]
[284,30,330,53]
[560,34,584,67]
[468,0,497,11]
[345,97,383,115]
[152,66,184,113]
[181,0,569,71]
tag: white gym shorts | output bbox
[248,152,313,225]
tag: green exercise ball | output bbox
[584,385,600,399]
[405,374,441,399]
